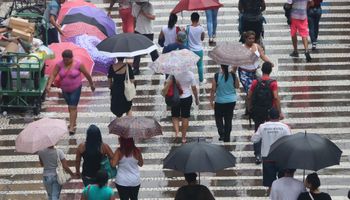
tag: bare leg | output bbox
[301,37,309,51]
[172,117,180,141]
[181,118,189,143]
[291,35,298,52]
[68,106,77,133]
[127,109,132,116]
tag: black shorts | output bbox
[171,96,192,118]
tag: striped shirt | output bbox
[288,0,312,20]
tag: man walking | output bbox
[308,0,323,50]
[132,0,159,75]
[248,62,282,164]
[270,169,306,199]
[251,108,292,192]
[42,0,65,45]
[287,0,314,61]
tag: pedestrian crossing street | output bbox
[0,0,350,199]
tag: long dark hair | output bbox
[168,13,178,29]
[85,125,102,155]
[119,137,138,157]
[96,170,108,188]
[221,65,229,82]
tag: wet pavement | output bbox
[1,0,350,199]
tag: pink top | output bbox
[57,60,82,92]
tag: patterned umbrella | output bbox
[149,49,199,75]
[66,34,114,74]
[59,23,107,42]
[45,42,94,86]
[108,116,162,139]
[208,42,259,66]
[15,118,68,153]
[57,0,96,24]
[171,0,223,14]
[64,6,116,37]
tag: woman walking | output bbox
[108,57,135,118]
[238,31,271,113]
[75,125,114,186]
[210,65,239,142]
[111,137,143,200]
[205,7,219,44]
[298,173,332,200]
[158,13,179,50]
[46,49,95,135]
[38,146,75,200]
[81,170,116,200]
[108,0,134,33]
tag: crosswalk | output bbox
[1,0,350,199]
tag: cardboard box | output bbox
[9,17,35,33]
[11,29,33,43]
[5,42,19,53]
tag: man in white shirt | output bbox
[251,108,292,191]
[132,0,159,75]
[270,169,306,200]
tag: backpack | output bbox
[251,78,275,116]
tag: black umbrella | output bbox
[163,142,236,173]
[96,33,158,58]
[267,132,342,171]
[61,13,108,37]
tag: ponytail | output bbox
[221,65,229,82]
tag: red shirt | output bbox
[250,75,278,107]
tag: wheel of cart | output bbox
[0,53,48,115]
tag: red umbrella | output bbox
[45,42,94,86]
[57,0,96,24]
[171,0,223,14]
[59,22,107,42]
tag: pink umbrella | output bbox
[171,0,223,14]
[45,42,94,86]
[59,23,107,42]
[15,118,68,153]
[57,0,96,24]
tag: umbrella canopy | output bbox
[267,132,343,171]
[64,6,116,37]
[66,34,114,74]
[15,118,68,153]
[172,0,223,14]
[45,42,94,86]
[61,13,109,37]
[108,116,162,139]
[208,42,259,66]
[59,23,107,42]
[97,33,158,58]
[57,0,96,24]
[163,142,236,173]
[149,49,199,75]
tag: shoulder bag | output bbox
[124,65,136,101]
[56,150,71,185]
[100,155,117,179]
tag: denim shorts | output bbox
[62,85,82,106]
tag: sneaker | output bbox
[305,51,312,62]
[289,51,299,57]
[199,79,207,86]
[255,155,262,165]
[312,43,317,50]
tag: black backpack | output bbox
[251,78,275,115]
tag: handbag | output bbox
[54,64,71,88]
[100,156,117,179]
[56,150,71,185]
[165,76,182,107]
[158,34,165,47]
[124,65,136,101]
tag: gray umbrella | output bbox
[96,33,158,58]
[267,132,342,171]
[163,142,236,173]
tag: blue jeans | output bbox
[43,175,62,200]
[308,7,322,44]
[205,9,218,38]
